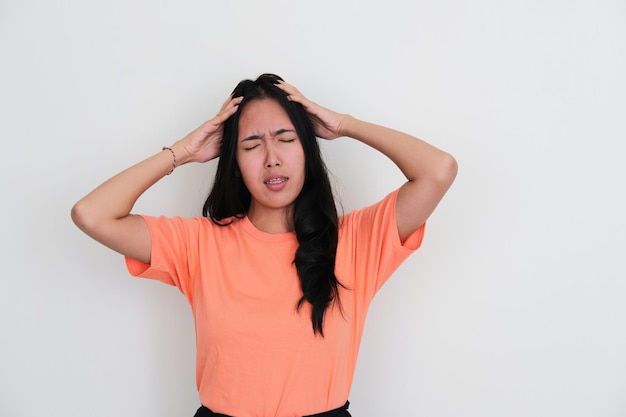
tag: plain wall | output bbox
[1,1,625,416]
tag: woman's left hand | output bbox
[276,81,348,140]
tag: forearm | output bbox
[339,115,455,184]
[72,141,190,228]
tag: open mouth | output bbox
[264,177,288,185]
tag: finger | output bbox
[219,95,242,113]
[278,84,319,113]
[217,96,231,113]
[214,96,242,122]
[276,81,303,99]
[212,106,237,125]
[199,99,240,132]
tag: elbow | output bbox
[71,198,98,235]
[435,152,458,190]
[70,199,88,231]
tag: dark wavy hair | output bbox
[202,73,341,336]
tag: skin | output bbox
[71,80,457,265]
[236,99,306,234]
[276,81,458,242]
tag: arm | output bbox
[71,96,242,264]
[277,82,457,242]
[339,117,457,242]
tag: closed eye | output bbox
[243,144,260,151]
[279,139,296,143]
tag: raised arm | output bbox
[339,117,457,241]
[71,96,242,264]
[277,82,457,242]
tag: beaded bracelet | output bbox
[162,146,177,175]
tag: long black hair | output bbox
[202,74,341,336]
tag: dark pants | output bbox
[193,400,351,417]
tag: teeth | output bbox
[265,178,286,184]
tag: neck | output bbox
[247,205,294,234]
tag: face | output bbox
[236,98,305,224]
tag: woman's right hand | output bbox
[177,95,243,163]
[71,95,242,264]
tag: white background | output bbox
[1,1,625,416]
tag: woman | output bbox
[71,74,457,417]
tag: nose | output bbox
[264,143,281,168]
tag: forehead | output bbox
[238,99,294,138]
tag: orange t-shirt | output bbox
[125,190,424,417]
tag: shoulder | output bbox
[339,190,399,230]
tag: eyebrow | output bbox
[241,128,296,142]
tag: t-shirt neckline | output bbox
[240,216,298,243]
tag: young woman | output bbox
[71,74,457,417]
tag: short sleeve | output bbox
[337,189,426,302]
[125,215,202,303]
